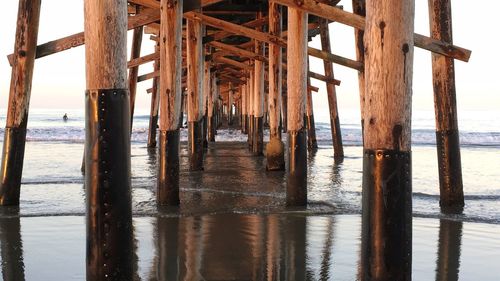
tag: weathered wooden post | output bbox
[208,72,216,142]
[0,0,41,206]
[203,55,211,148]
[429,0,464,212]
[187,15,205,170]
[286,8,308,206]
[360,0,414,280]
[248,71,255,150]
[266,2,285,171]
[319,18,344,158]
[148,43,161,148]
[306,76,318,150]
[128,18,143,127]
[241,81,248,134]
[157,0,183,205]
[228,82,234,125]
[83,0,133,279]
[352,0,366,133]
[253,20,265,156]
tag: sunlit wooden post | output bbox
[306,76,318,150]
[248,70,255,150]
[286,8,308,206]
[319,18,343,158]
[208,72,216,142]
[148,42,161,148]
[253,16,265,156]
[352,0,366,136]
[266,2,285,171]
[241,80,248,134]
[128,17,143,128]
[0,0,41,206]
[361,0,414,279]
[228,82,234,125]
[429,0,464,212]
[83,0,133,279]
[187,15,205,170]
[157,0,183,205]
[203,55,211,148]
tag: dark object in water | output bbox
[63,113,68,121]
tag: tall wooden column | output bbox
[266,2,285,171]
[208,73,216,142]
[187,16,204,170]
[286,8,308,206]
[319,19,344,158]
[306,76,318,150]
[157,0,183,205]
[148,42,161,148]
[128,21,143,128]
[361,0,414,280]
[0,0,41,206]
[253,17,265,156]
[352,0,366,133]
[84,0,133,279]
[429,0,464,212]
[241,80,248,134]
[248,71,255,150]
[203,56,211,148]
[228,83,234,125]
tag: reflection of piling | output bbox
[286,8,308,206]
[266,2,285,171]
[0,208,25,280]
[0,0,41,206]
[284,215,307,280]
[429,0,464,212]
[360,0,414,280]
[157,0,183,206]
[319,18,343,158]
[436,219,463,281]
[83,1,134,279]
[157,216,180,280]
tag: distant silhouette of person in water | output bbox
[63,113,68,121]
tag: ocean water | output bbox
[0,108,498,223]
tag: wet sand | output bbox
[0,214,499,280]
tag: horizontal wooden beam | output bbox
[308,47,363,71]
[308,71,341,86]
[273,0,471,62]
[128,51,158,68]
[7,8,161,65]
[208,41,267,62]
[207,16,268,42]
[214,56,253,71]
[184,12,286,47]
[138,70,159,82]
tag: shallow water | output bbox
[1,214,499,280]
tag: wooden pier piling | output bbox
[429,0,464,212]
[157,0,183,206]
[306,76,318,150]
[286,8,308,206]
[360,0,414,279]
[253,31,265,156]
[319,18,343,158]
[0,0,41,206]
[187,16,205,170]
[83,0,133,279]
[266,2,285,171]
[147,43,161,148]
[128,20,143,127]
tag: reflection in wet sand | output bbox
[0,208,25,281]
[435,219,463,281]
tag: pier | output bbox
[0,0,472,280]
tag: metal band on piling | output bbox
[361,149,412,281]
[436,129,464,211]
[0,128,27,205]
[253,116,264,156]
[158,129,180,205]
[188,120,204,171]
[85,88,133,280]
[286,129,307,206]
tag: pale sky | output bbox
[0,0,499,113]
